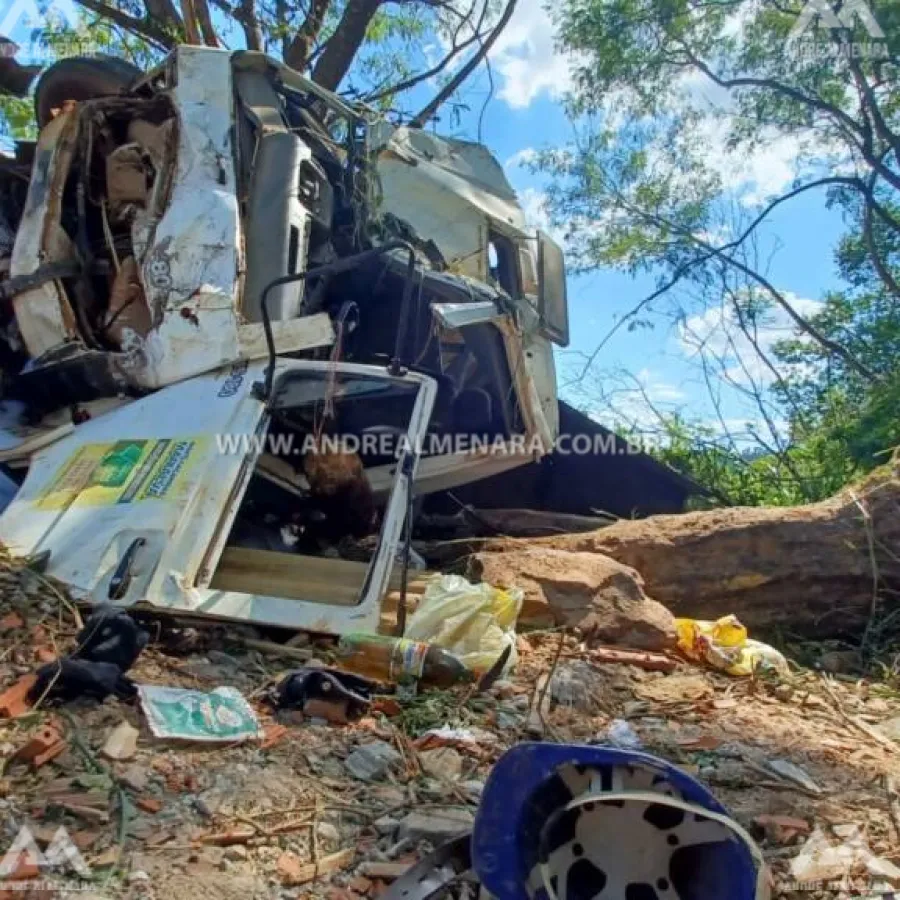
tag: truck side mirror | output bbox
[537,230,569,347]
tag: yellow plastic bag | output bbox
[675,614,789,677]
[404,574,523,675]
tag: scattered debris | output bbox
[277,848,355,886]
[10,720,66,768]
[603,718,643,750]
[418,746,463,781]
[675,615,789,676]
[765,758,823,795]
[403,574,522,674]
[345,740,403,781]
[634,673,714,704]
[0,541,895,898]
[397,808,474,844]
[138,685,263,743]
[274,667,374,723]
[0,672,36,717]
[101,720,139,761]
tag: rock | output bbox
[200,847,225,866]
[348,876,373,894]
[525,710,544,737]
[495,708,524,730]
[370,786,407,806]
[876,715,900,742]
[119,764,149,793]
[417,747,463,781]
[397,808,474,844]
[277,852,307,885]
[818,649,862,674]
[765,759,822,795]
[345,741,402,781]
[490,680,516,699]
[459,780,484,801]
[472,548,676,650]
[359,861,413,880]
[373,815,400,837]
[754,814,810,845]
[549,661,603,712]
[316,822,340,842]
[102,721,139,761]
[224,845,248,861]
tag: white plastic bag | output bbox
[404,574,523,675]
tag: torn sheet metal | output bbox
[0,359,436,636]
[9,110,80,356]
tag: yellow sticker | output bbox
[36,438,203,510]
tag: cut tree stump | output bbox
[464,465,900,639]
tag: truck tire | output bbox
[35,56,142,128]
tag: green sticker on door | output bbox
[36,438,203,510]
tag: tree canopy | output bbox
[543,0,900,505]
[0,0,515,130]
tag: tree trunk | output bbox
[455,465,900,639]
[311,0,382,91]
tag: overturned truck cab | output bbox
[0,45,570,634]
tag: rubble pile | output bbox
[0,550,897,900]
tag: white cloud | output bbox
[677,291,824,386]
[697,122,812,206]
[489,0,572,108]
[504,147,539,170]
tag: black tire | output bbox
[34,56,143,128]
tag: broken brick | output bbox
[754,814,810,845]
[0,673,36,718]
[0,612,23,632]
[13,722,66,769]
[261,723,288,750]
[136,796,163,814]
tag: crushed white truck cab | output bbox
[0,46,570,633]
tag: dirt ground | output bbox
[0,557,898,899]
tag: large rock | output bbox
[471,548,676,650]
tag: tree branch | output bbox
[285,0,332,70]
[364,18,485,103]
[180,0,202,42]
[311,0,382,90]
[74,0,175,47]
[194,0,221,46]
[408,0,516,128]
[861,172,900,301]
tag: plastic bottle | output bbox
[334,633,474,687]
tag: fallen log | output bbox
[470,464,900,639]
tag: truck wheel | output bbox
[35,56,142,128]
